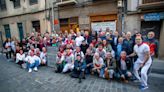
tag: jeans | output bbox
[27,60,40,69]
[99,65,106,78]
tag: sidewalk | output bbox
[151,59,164,74]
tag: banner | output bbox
[91,21,116,32]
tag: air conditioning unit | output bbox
[56,0,77,6]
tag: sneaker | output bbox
[28,68,32,73]
[139,85,148,90]
[34,67,38,72]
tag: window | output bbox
[32,21,40,33]
[13,0,21,8]
[0,0,7,11]
[17,23,24,40]
[29,0,38,5]
[4,24,11,38]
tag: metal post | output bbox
[52,3,55,32]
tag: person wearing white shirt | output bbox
[128,36,152,90]
[96,44,106,59]
[74,46,84,61]
[62,48,75,73]
[5,38,12,59]
[75,32,84,46]
[16,49,25,66]
[40,47,47,65]
[25,51,40,73]
[55,52,65,73]
[11,40,16,53]
[92,53,105,78]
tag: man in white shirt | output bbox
[25,51,40,73]
[128,36,152,90]
[75,32,84,46]
[96,44,106,59]
[62,48,75,73]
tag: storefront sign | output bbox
[160,12,164,19]
[144,13,160,21]
[91,21,116,32]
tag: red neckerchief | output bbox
[32,49,35,52]
[66,52,71,56]
[60,51,64,54]
[85,36,89,39]
[137,42,144,47]
[103,44,107,47]
[121,57,126,61]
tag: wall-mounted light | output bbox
[117,0,123,8]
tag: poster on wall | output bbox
[91,21,116,32]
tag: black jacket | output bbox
[116,57,132,74]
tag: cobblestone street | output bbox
[0,54,163,92]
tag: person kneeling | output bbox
[71,54,86,83]
[115,51,132,83]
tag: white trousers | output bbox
[62,63,74,73]
[133,60,152,86]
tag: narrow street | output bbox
[0,54,164,92]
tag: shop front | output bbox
[90,14,117,33]
[141,12,164,58]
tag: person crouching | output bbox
[71,54,86,83]
[115,51,132,83]
[16,49,25,68]
[62,48,74,73]
[92,53,105,78]
[25,51,40,73]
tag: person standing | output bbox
[128,36,152,90]
[5,38,12,60]
[144,31,159,59]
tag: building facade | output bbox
[126,0,164,58]
[0,0,51,42]
[47,0,118,33]
[0,0,118,42]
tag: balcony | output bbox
[56,0,77,6]
[142,0,164,4]
[138,0,164,11]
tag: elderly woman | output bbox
[92,53,105,78]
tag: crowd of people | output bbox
[3,28,159,90]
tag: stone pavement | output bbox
[151,59,164,74]
[0,54,164,92]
